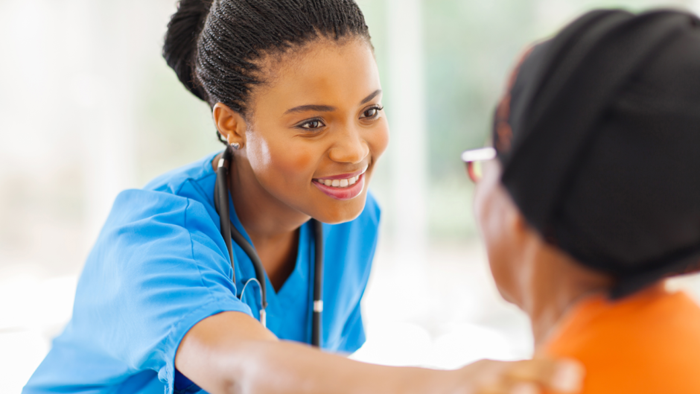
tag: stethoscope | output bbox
[213,146,324,347]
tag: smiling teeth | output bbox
[320,175,360,188]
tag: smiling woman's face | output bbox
[222,38,388,224]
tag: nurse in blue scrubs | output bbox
[24,1,581,393]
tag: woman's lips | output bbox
[312,171,366,200]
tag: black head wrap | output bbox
[493,9,700,298]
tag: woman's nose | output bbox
[328,127,369,164]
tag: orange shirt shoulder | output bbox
[542,284,700,394]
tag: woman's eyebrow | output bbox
[284,90,382,114]
[360,89,382,105]
[285,104,335,114]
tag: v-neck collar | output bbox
[226,192,313,325]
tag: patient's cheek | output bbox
[475,175,517,301]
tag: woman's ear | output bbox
[213,103,248,148]
[510,206,530,242]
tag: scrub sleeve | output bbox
[27,191,255,393]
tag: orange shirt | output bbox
[541,284,700,394]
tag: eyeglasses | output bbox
[461,147,496,183]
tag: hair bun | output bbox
[163,0,213,101]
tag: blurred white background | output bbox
[3,0,700,392]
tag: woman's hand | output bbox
[451,358,584,394]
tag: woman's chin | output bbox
[311,193,368,225]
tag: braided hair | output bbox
[163,0,371,143]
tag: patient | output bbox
[463,9,700,394]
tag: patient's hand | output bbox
[451,358,584,394]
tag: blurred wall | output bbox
[2,0,700,391]
[2,0,699,280]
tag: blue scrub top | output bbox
[24,152,381,394]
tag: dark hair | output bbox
[163,0,371,143]
[493,9,700,298]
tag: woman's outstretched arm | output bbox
[176,312,583,394]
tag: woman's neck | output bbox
[214,154,310,291]
[528,280,605,347]
[520,242,612,347]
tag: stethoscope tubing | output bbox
[214,147,323,347]
[312,219,324,348]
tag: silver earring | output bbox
[230,143,241,150]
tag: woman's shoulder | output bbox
[143,152,219,196]
[542,288,700,394]
[104,153,221,230]
[349,191,382,227]
[96,154,223,254]
[324,191,381,237]
[363,191,381,224]
[322,191,382,263]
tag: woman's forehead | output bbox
[253,39,380,110]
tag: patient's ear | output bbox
[510,208,530,240]
[493,182,529,244]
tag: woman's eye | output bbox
[299,119,325,130]
[362,106,383,119]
